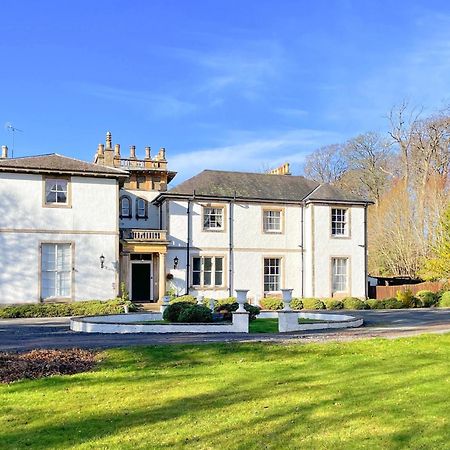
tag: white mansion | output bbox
[0,133,371,305]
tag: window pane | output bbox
[263,210,281,232]
[203,207,224,229]
[214,257,223,286]
[332,258,348,291]
[204,257,212,271]
[204,271,212,286]
[331,208,346,236]
[264,258,280,292]
[193,258,201,271]
[41,243,71,299]
[192,271,201,285]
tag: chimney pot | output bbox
[106,131,112,149]
[156,147,166,161]
[130,145,136,159]
[114,144,121,158]
[145,146,151,159]
[1,145,8,158]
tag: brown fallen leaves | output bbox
[0,349,97,383]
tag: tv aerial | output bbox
[5,122,23,158]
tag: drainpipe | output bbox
[185,194,193,295]
[300,203,304,298]
[228,194,235,297]
[364,204,368,299]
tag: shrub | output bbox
[438,292,450,308]
[0,298,138,319]
[416,290,438,307]
[169,295,197,305]
[382,298,404,309]
[302,298,325,310]
[259,297,283,310]
[342,297,369,310]
[162,302,193,322]
[177,305,213,323]
[323,299,344,310]
[215,302,260,321]
[396,289,422,308]
[290,298,303,310]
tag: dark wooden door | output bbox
[132,264,151,301]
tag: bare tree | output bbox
[341,132,393,204]
[302,144,347,183]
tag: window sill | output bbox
[191,286,228,291]
[43,203,72,209]
[202,228,226,233]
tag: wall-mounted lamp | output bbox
[173,256,179,269]
[100,254,105,269]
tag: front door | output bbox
[131,263,152,302]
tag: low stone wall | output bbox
[70,312,249,334]
[278,311,363,332]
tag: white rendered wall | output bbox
[164,199,367,301]
[165,199,304,303]
[304,204,366,298]
[0,173,119,304]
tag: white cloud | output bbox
[169,128,341,183]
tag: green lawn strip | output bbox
[250,318,325,333]
[1,334,449,449]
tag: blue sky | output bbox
[1,1,449,182]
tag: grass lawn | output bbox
[1,334,449,449]
[249,318,324,333]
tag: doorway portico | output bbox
[120,229,167,302]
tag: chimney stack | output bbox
[130,145,136,159]
[145,146,151,159]
[1,145,8,159]
[97,143,104,156]
[106,131,112,149]
[114,144,121,158]
[156,147,166,161]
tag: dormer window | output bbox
[120,196,132,218]
[44,178,69,207]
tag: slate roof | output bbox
[159,169,370,204]
[0,153,128,178]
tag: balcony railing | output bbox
[120,229,167,242]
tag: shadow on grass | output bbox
[1,336,449,448]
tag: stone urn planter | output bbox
[281,289,293,311]
[235,289,249,312]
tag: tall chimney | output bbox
[156,147,166,161]
[1,145,8,159]
[130,145,136,159]
[114,144,121,158]
[106,131,112,149]
[97,143,104,155]
[145,146,151,159]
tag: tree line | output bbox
[301,101,450,280]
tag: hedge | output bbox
[302,298,326,310]
[439,292,450,308]
[323,299,344,310]
[259,297,283,310]
[342,297,369,310]
[0,299,137,319]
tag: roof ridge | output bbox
[5,153,57,160]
